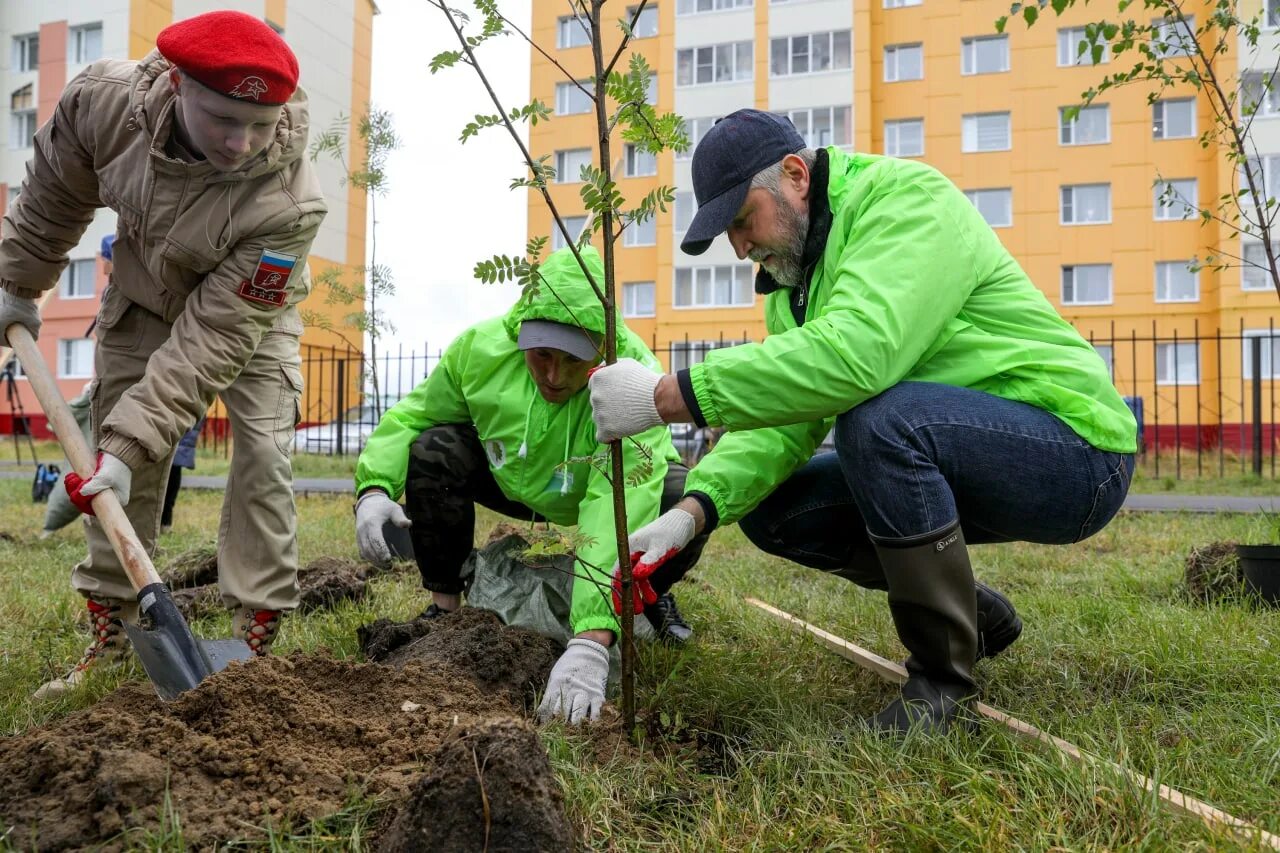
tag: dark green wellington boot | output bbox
[869,521,980,736]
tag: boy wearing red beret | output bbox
[0,11,329,698]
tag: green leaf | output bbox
[1023,5,1039,25]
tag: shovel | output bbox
[5,324,254,700]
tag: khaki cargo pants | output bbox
[70,296,304,612]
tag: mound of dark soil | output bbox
[170,556,377,621]
[160,543,219,589]
[378,718,572,853]
[1185,541,1243,602]
[359,609,562,710]
[0,619,554,849]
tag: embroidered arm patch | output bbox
[237,248,299,308]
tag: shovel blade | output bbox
[125,582,255,701]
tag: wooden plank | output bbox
[745,597,1280,851]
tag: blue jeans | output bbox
[738,383,1134,588]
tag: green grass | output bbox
[0,440,358,480]
[2,481,1279,849]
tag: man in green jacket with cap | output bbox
[353,246,706,724]
[589,110,1137,735]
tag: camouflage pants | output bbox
[404,423,708,596]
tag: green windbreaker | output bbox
[355,247,678,636]
[685,147,1138,525]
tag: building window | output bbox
[1267,0,1279,28]
[884,43,923,81]
[1093,343,1115,380]
[625,144,657,177]
[884,0,923,7]
[787,106,851,148]
[770,31,852,77]
[12,34,38,73]
[1060,184,1111,224]
[964,188,1012,228]
[673,265,754,308]
[557,15,591,48]
[70,23,103,65]
[555,81,594,115]
[1242,72,1280,118]
[1152,15,1195,57]
[961,112,1011,152]
[677,0,752,15]
[1156,342,1199,385]
[1155,261,1198,302]
[626,5,659,37]
[674,191,695,232]
[1057,26,1109,65]
[624,215,657,246]
[1153,178,1198,220]
[552,215,589,250]
[884,119,924,157]
[1243,332,1280,379]
[1243,155,1280,205]
[58,339,93,379]
[1059,105,1109,145]
[554,148,592,183]
[677,41,753,86]
[1061,264,1113,305]
[60,259,96,299]
[961,35,1009,75]
[1242,241,1279,291]
[676,116,715,160]
[623,281,656,317]
[10,84,35,150]
[645,73,658,105]
[1152,98,1195,138]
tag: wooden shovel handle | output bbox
[5,323,161,594]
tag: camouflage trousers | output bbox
[404,423,708,596]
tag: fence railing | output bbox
[193,326,1280,479]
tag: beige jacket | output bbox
[0,51,327,468]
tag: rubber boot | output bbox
[976,582,1022,660]
[869,521,979,735]
[34,596,139,701]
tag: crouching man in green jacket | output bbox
[353,246,707,724]
[589,110,1138,735]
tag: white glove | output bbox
[355,489,411,568]
[76,452,132,506]
[612,508,698,614]
[537,638,610,725]
[0,290,42,346]
[588,358,664,443]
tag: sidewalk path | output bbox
[4,469,1280,513]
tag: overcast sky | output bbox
[368,0,533,357]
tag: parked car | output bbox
[292,403,386,455]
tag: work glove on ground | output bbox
[0,290,42,346]
[611,507,697,615]
[64,452,132,514]
[537,638,610,725]
[588,358,664,443]
[355,489,411,569]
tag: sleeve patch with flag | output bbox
[237,248,299,307]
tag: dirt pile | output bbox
[360,608,563,711]
[378,718,572,853]
[1,609,564,850]
[169,556,387,620]
[1185,541,1243,602]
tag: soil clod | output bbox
[378,718,573,853]
[1184,541,1244,602]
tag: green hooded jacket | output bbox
[355,246,679,635]
[685,147,1138,525]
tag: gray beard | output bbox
[754,191,810,288]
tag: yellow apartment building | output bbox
[529,0,1280,444]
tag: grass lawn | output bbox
[1,477,1278,850]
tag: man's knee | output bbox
[738,506,787,558]
[406,424,484,493]
[835,385,925,460]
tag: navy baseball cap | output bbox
[681,109,807,256]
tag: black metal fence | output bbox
[203,327,1280,479]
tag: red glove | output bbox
[611,554,662,616]
[63,467,96,515]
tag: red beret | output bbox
[157,11,299,106]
